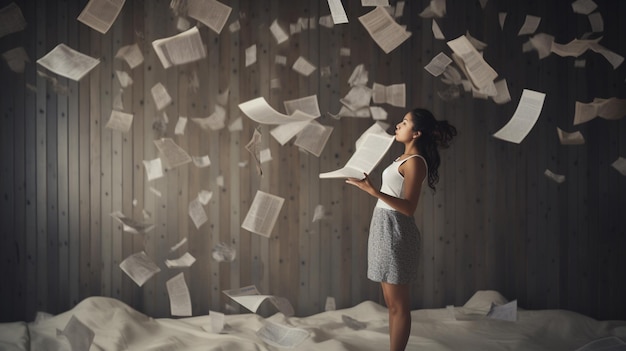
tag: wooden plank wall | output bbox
[1,0,625,322]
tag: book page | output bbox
[447,35,497,89]
[239,97,313,124]
[241,190,284,237]
[326,0,348,24]
[320,132,394,178]
[187,0,232,34]
[358,6,411,54]
[105,110,133,133]
[77,0,126,34]
[188,197,208,229]
[166,272,192,316]
[37,43,100,81]
[270,120,311,146]
[152,26,206,69]
[493,89,546,144]
[294,121,334,157]
[153,138,191,169]
[119,251,161,287]
[283,94,321,117]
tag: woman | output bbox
[346,108,456,351]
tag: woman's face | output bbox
[395,112,417,143]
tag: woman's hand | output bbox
[345,173,379,197]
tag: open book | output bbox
[319,132,394,179]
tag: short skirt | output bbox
[367,207,421,284]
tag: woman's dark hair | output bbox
[410,108,457,191]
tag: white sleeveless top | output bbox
[375,154,427,211]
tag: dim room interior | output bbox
[0,0,625,350]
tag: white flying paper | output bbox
[2,47,29,73]
[544,169,565,184]
[77,0,126,34]
[143,158,163,181]
[320,132,394,179]
[493,89,546,144]
[424,52,452,77]
[166,272,192,316]
[154,138,192,169]
[292,56,316,76]
[151,82,172,111]
[270,19,289,44]
[326,0,348,24]
[245,44,256,67]
[571,0,597,15]
[105,110,134,133]
[518,15,541,36]
[239,97,315,125]
[152,26,207,69]
[187,0,232,34]
[189,197,208,229]
[119,251,161,287]
[294,121,334,157]
[611,157,626,176]
[175,116,187,135]
[115,43,144,69]
[165,252,196,268]
[372,83,405,107]
[37,44,100,81]
[283,94,321,117]
[241,190,284,237]
[0,2,27,39]
[557,127,585,145]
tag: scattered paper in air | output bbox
[166,273,192,316]
[223,285,294,316]
[152,26,207,69]
[571,0,597,15]
[544,169,565,184]
[105,110,133,133]
[588,12,603,33]
[256,321,310,349]
[110,211,155,234]
[318,15,334,29]
[212,242,236,262]
[175,117,187,135]
[447,35,498,90]
[358,6,411,54]
[165,252,196,268]
[0,2,27,39]
[151,82,172,111]
[611,157,626,176]
[143,158,164,181]
[270,120,311,146]
[493,89,546,144]
[187,0,232,34]
[529,33,555,59]
[228,117,243,132]
[292,56,317,76]
[372,83,405,107]
[192,105,227,131]
[192,155,211,168]
[241,190,284,237]
[61,315,95,351]
[551,38,623,69]
[2,47,29,73]
[170,237,188,252]
[419,0,446,18]
[245,129,263,176]
[189,197,208,229]
[424,52,452,77]
[432,19,445,40]
[260,148,272,163]
[574,98,626,125]
[154,138,192,169]
[120,251,161,287]
[115,43,143,69]
[498,12,507,30]
[320,132,394,179]
[370,106,387,121]
[197,190,213,205]
[557,127,585,145]
[294,120,334,157]
[115,70,133,87]
[491,79,511,105]
[270,19,289,44]
[77,0,126,34]
[239,97,315,125]
[326,0,348,24]
[348,64,369,87]
[229,20,241,33]
[37,44,100,81]
[312,204,327,222]
[361,0,389,6]
[341,85,372,111]
[245,44,257,67]
[517,15,541,36]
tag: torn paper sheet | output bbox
[77,0,126,34]
[493,89,546,144]
[119,251,161,287]
[358,6,411,54]
[37,44,100,81]
[241,190,284,237]
[110,211,155,234]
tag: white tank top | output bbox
[375,154,427,211]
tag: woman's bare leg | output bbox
[381,282,411,351]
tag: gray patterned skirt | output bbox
[367,207,421,284]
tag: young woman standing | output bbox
[346,108,456,351]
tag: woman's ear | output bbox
[413,131,421,139]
